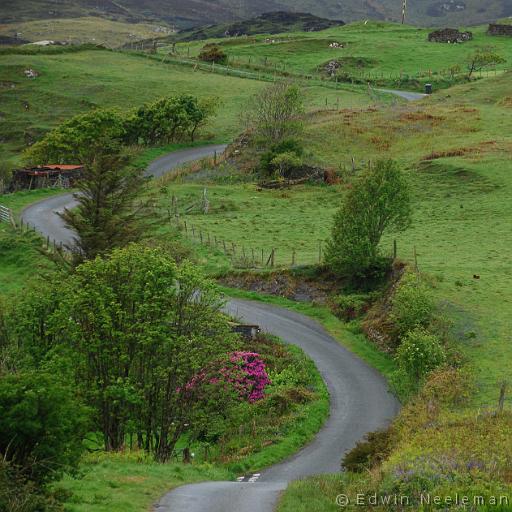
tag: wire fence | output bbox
[1,204,68,259]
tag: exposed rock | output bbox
[24,69,39,79]
[428,28,473,43]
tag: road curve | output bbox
[21,143,399,512]
[156,300,398,512]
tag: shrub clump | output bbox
[390,271,435,338]
[396,327,446,383]
[342,429,394,473]
[198,45,227,64]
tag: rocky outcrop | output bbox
[428,28,473,43]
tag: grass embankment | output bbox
[0,47,374,166]
[0,189,62,295]
[166,21,512,89]
[59,455,232,512]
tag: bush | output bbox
[390,271,435,338]
[331,293,375,321]
[198,45,227,64]
[259,139,304,177]
[342,429,394,472]
[0,371,89,484]
[396,327,446,383]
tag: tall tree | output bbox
[59,143,152,262]
[46,245,237,459]
[246,82,304,145]
[326,160,411,278]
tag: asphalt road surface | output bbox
[21,143,400,512]
[378,89,428,101]
[156,300,398,512]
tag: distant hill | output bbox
[1,0,512,28]
[176,12,345,41]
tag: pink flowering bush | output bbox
[183,351,271,403]
[225,351,271,402]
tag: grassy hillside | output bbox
[167,21,512,86]
[0,46,374,166]
[1,0,512,27]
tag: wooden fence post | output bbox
[498,382,507,415]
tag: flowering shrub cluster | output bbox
[222,352,271,402]
[184,351,271,403]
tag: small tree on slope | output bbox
[326,160,411,279]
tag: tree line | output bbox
[24,94,217,166]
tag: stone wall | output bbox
[488,24,512,36]
[428,28,473,43]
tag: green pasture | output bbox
[168,21,512,84]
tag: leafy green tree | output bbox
[125,95,216,145]
[326,160,411,278]
[259,138,304,177]
[0,371,89,484]
[24,109,126,165]
[59,143,152,262]
[246,82,304,145]
[49,245,237,460]
[466,50,506,79]
[270,152,303,179]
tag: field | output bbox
[0,17,174,47]
[0,46,375,167]
[1,20,512,510]
[167,22,512,86]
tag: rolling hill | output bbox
[1,0,512,28]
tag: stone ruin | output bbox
[487,24,512,36]
[428,28,473,43]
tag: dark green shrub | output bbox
[332,293,375,321]
[0,371,89,484]
[259,139,304,177]
[198,45,227,64]
[341,429,393,472]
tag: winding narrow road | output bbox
[21,142,402,512]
